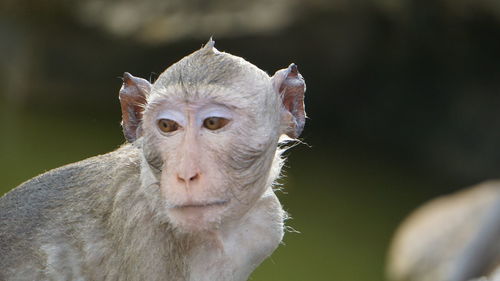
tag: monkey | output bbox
[0,39,306,281]
[387,180,500,281]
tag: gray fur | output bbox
[1,145,191,281]
[0,41,305,281]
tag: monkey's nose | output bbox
[176,172,200,184]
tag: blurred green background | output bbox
[2,1,500,280]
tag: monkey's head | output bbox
[119,40,306,233]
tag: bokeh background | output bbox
[2,1,500,280]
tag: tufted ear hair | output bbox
[119,72,152,142]
[272,64,306,139]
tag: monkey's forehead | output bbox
[147,81,274,109]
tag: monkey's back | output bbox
[0,144,141,278]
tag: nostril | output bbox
[189,173,199,182]
[176,174,185,183]
[177,172,200,183]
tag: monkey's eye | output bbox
[157,119,179,133]
[203,117,230,130]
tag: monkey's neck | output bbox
[186,187,284,281]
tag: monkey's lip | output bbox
[172,199,229,209]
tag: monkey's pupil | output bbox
[158,119,178,133]
[203,117,230,130]
[205,118,218,129]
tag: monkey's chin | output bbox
[167,200,229,233]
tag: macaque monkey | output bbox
[0,39,306,281]
[387,181,500,281]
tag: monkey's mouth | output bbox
[167,199,230,231]
[172,199,229,209]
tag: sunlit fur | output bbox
[0,41,297,281]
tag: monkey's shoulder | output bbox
[0,144,140,225]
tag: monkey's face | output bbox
[142,82,282,233]
[119,42,305,233]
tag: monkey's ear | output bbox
[272,64,306,139]
[119,72,152,142]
